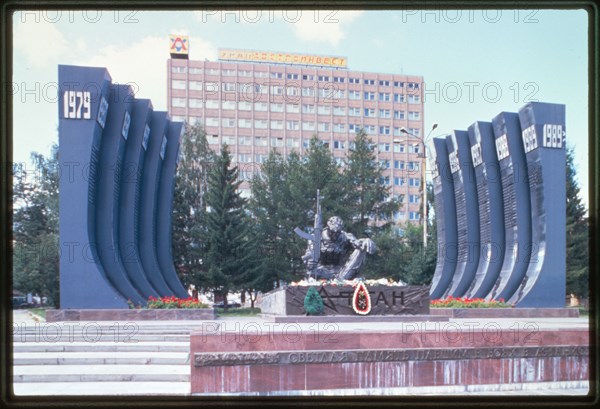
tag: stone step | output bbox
[13,334,190,343]
[13,364,190,383]
[13,351,189,365]
[13,341,189,353]
[13,381,190,396]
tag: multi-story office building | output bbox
[167,46,425,224]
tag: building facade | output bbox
[167,48,425,224]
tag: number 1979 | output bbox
[63,90,91,119]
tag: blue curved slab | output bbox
[155,121,189,298]
[118,99,161,299]
[488,112,532,302]
[429,137,458,299]
[58,65,129,308]
[94,84,146,305]
[444,131,480,298]
[510,102,566,307]
[464,121,506,299]
[138,112,176,296]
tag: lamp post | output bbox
[400,123,438,247]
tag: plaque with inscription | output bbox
[444,131,480,298]
[59,65,128,308]
[511,103,566,307]
[155,121,189,298]
[429,138,458,299]
[464,121,506,299]
[488,112,532,302]
[118,99,160,299]
[194,346,589,367]
[262,285,430,316]
[95,84,146,305]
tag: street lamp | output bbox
[400,123,438,247]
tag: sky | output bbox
[11,8,589,207]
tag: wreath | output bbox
[352,281,372,315]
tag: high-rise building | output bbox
[167,47,425,225]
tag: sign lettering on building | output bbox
[218,48,348,68]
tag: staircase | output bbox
[12,321,194,396]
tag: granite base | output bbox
[190,324,589,394]
[46,308,215,322]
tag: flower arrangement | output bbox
[430,296,512,308]
[145,296,209,309]
[289,277,407,287]
[351,281,372,315]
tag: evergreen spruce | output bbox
[172,123,214,289]
[565,146,589,299]
[343,129,399,235]
[201,144,258,309]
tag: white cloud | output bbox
[291,10,364,46]
[75,35,217,110]
[13,19,70,69]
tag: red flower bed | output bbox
[430,296,512,308]
[128,296,208,309]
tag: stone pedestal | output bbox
[259,285,430,316]
[190,324,588,394]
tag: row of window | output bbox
[173,97,421,118]
[393,211,421,221]
[379,176,421,187]
[172,66,420,89]
[171,81,422,102]
[199,117,420,136]
[379,160,421,170]
[200,133,423,160]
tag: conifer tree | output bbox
[343,129,400,235]
[200,144,258,309]
[565,146,589,299]
[172,123,214,288]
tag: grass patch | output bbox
[215,307,261,316]
[28,308,46,320]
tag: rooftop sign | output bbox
[218,48,348,68]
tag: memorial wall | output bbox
[431,102,566,307]
[58,65,186,308]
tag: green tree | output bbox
[172,123,214,289]
[297,136,347,220]
[362,227,408,281]
[200,144,259,309]
[343,129,400,236]
[249,150,306,288]
[402,222,437,285]
[565,146,588,299]
[13,146,60,306]
[249,137,349,286]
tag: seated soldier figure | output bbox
[302,216,376,280]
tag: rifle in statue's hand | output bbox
[294,190,323,274]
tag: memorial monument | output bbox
[261,191,431,317]
[57,65,188,309]
[294,191,376,280]
[430,102,566,307]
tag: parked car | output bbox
[12,296,33,309]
